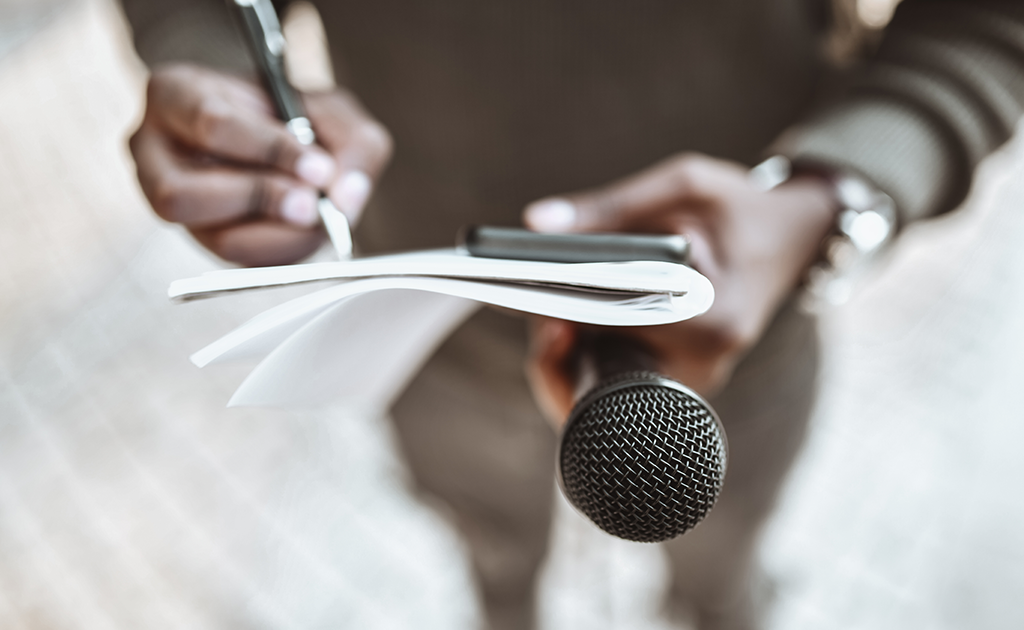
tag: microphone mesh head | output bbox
[559,371,727,543]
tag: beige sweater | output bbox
[120,0,1024,250]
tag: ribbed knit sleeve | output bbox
[772,1,1024,224]
[118,0,255,77]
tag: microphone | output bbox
[557,332,728,543]
[455,224,723,541]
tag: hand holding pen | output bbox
[127,3,391,266]
[230,0,385,258]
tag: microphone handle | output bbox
[571,330,660,400]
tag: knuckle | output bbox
[188,96,232,147]
[669,154,717,199]
[669,156,700,188]
[193,228,230,260]
[144,76,163,102]
[127,127,144,155]
[358,121,393,159]
[149,176,183,221]
[266,133,298,169]
[147,63,191,100]
[143,81,167,119]
[155,62,193,79]
[249,176,275,216]
[146,69,172,96]
[307,89,356,124]
[710,319,757,355]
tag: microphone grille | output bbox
[559,371,727,543]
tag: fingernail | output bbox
[330,170,372,220]
[280,188,320,226]
[525,198,576,232]
[295,152,335,187]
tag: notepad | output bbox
[169,248,713,409]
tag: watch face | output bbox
[835,175,877,212]
[805,175,896,310]
[833,169,897,254]
[841,209,894,253]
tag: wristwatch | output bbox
[750,155,898,309]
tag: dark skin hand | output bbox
[129,63,391,266]
[522,154,838,426]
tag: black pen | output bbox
[229,0,353,258]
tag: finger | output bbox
[172,170,321,229]
[191,221,324,267]
[132,126,321,229]
[524,154,743,233]
[526,318,578,427]
[306,92,393,221]
[148,68,337,188]
[629,324,740,398]
[306,91,393,178]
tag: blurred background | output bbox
[2,0,1024,627]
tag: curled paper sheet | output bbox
[229,289,479,410]
[171,249,714,410]
[168,249,709,301]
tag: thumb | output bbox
[523,190,636,234]
[523,157,709,234]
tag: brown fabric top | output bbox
[120,0,1024,248]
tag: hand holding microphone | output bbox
[467,225,728,541]
[524,153,840,541]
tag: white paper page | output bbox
[191,283,353,366]
[228,290,478,410]
[169,249,707,300]
[174,248,715,409]
[190,274,712,371]
[318,195,353,259]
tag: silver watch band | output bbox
[750,155,898,308]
